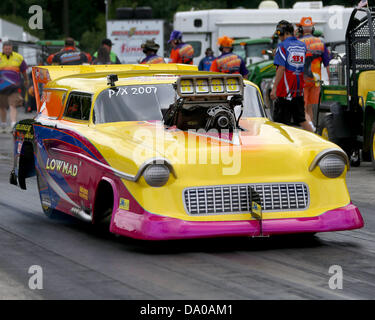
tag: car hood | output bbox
[88,118,340,182]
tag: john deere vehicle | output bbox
[233,38,276,113]
[317,7,375,168]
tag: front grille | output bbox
[183,183,309,215]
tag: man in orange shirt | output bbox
[210,36,248,78]
[297,17,331,130]
[168,30,194,64]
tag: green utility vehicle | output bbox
[233,38,276,112]
[317,7,375,168]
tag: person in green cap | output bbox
[140,40,165,64]
[93,39,121,64]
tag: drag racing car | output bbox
[9,64,364,240]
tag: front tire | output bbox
[318,114,339,144]
[36,169,61,219]
[319,114,360,166]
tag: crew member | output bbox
[0,41,29,133]
[270,20,314,132]
[198,48,215,71]
[210,36,249,78]
[47,37,92,65]
[297,17,331,130]
[93,39,121,64]
[168,30,194,64]
[140,40,165,64]
[92,46,112,65]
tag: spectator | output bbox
[198,48,215,71]
[140,40,165,64]
[0,41,29,133]
[168,30,194,64]
[270,20,314,132]
[47,37,92,65]
[93,39,121,64]
[297,17,331,130]
[92,46,112,65]
[210,36,249,78]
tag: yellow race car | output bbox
[9,64,363,240]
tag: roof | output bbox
[34,64,200,93]
[32,64,259,116]
[233,38,272,45]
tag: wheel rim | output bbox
[321,127,329,140]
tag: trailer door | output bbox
[183,33,211,66]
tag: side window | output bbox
[64,93,92,121]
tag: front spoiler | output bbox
[109,203,364,240]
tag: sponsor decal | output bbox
[45,158,78,177]
[111,30,160,37]
[251,201,262,219]
[15,124,34,139]
[119,198,130,210]
[79,186,88,200]
[287,46,305,69]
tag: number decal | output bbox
[226,78,239,92]
[196,79,209,93]
[108,86,157,98]
[211,79,224,93]
[180,80,194,93]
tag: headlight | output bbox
[309,148,348,178]
[318,154,346,178]
[143,165,170,187]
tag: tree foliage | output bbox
[0,0,362,54]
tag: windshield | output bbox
[246,43,273,59]
[93,83,264,124]
[233,45,246,60]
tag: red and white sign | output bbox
[107,20,164,64]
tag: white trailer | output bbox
[107,19,164,64]
[0,18,40,66]
[173,1,354,64]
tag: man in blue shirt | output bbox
[198,48,215,71]
[270,20,314,132]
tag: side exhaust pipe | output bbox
[70,207,92,223]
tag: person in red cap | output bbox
[168,30,194,64]
[297,17,331,130]
[210,36,249,78]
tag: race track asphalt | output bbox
[0,111,374,300]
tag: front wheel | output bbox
[317,114,339,144]
[350,149,361,167]
[36,169,61,219]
